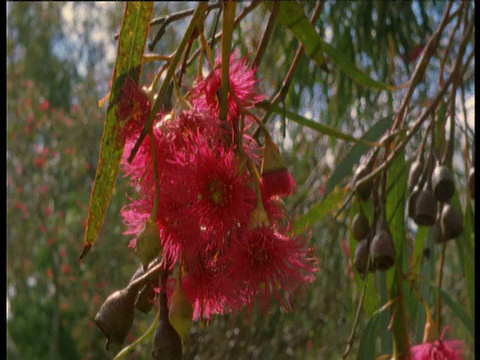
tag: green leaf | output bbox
[293,187,346,234]
[264,2,328,70]
[325,116,393,195]
[80,2,154,260]
[427,282,474,336]
[320,40,396,91]
[357,311,381,360]
[266,102,376,146]
[265,2,396,91]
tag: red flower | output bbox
[410,326,465,360]
[171,133,258,242]
[229,225,317,312]
[182,248,242,320]
[191,50,264,124]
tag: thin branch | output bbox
[253,1,324,138]
[219,2,236,121]
[391,1,453,132]
[148,3,221,51]
[251,1,279,69]
[355,14,473,194]
[128,3,208,163]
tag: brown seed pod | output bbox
[440,203,464,240]
[468,167,475,199]
[408,160,424,192]
[413,189,437,226]
[408,186,421,219]
[151,292,183,360]
[354,238,375,275]
[433,217,445,244]
[129,261,161,314]
[135,275,159,314]
[370,224,395,272]
[431,165,455,202]
[354,163,374,201]
[351,211,370,241]
[95,288,136,350]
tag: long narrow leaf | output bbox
[320,40,396,91]
[427,282,474,336]
[325,116,392,195]
[293,187,346,234]
[357,311,381,360]
[264,2,328,70]
[265,1,396,91]
[263,102,376,147]
[80,3,154,260]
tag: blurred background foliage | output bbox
[7,2,474,359]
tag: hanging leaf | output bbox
[265,1,396,91]
[294,187,346,234]
[325,116,393,195]
[80,2,154,260]
[357,311,381,360]
[260,101,376,146]
[264,1,328,70]
[427,282,474,336]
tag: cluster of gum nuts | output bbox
[407,156,474,243]
[350,160,397,276]
[350,154,474,277]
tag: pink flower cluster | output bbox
[119,51,318,320]
[410,326,465,360]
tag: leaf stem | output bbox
[113,311,160,360]
[219,2,236,121]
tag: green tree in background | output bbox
[7,2,474,359]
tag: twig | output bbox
[251,2,279,69]
[391,1,453,132]
[113,311,160,360]
[253,1,324,139]
[128,3,208,163]
[148,3,221,51]
[219,2,236,121]
[436,241,447,336]
[184,2,261,69]
[355,16,474,195]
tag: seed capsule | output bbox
[370,224,395,272]
[408,160,423,192]
[354,163,374,201]
[413,189,437,226]
[468,167,475,199]
[354,238,375,275]
[440,203,464,241]
[431,165,455,202]
[95,288,136,350]
[351,211,370,241]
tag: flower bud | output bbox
[169,278,193,351]
[260,135,295,199]
[136,218,161,270]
